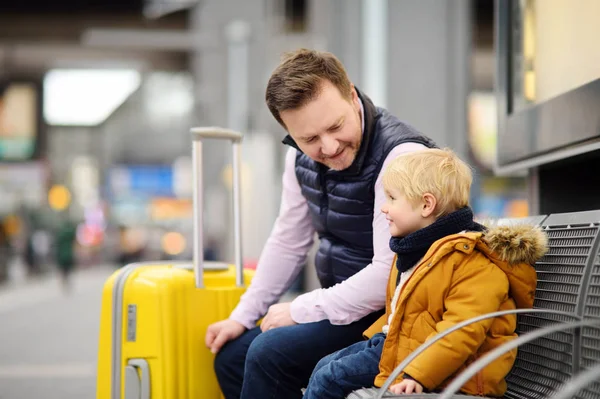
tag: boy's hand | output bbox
[389,379,424,394]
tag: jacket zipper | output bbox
[396,235,468,301]
[476,366,484,395]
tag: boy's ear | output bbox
[421,193,437,218]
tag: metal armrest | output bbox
[373,308,579,399]
[547,362,600,399]
[438,318,600,399]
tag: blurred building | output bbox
[0,0,479,271]
[7,0,595,275]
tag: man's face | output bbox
[280,81,362,171]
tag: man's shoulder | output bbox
[374,107,436,148]
[375,107,419,132]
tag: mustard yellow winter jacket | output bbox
[363,224,548,397]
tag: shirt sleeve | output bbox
[229,147,316,329]
[289,142,430,325]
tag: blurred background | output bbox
[0,0,599,397]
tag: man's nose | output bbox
[321,135,340,156]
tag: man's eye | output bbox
[305,137,317,143]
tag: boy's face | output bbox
[381,187,428,238]
[280,80,362,171]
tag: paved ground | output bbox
[0,260,303,399]
[0,263,116,399]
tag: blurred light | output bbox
[172,156,192,198]
[162,231,186,256]
[144,72,194,122]
[71,156,100,208]
[43,69,141,126]
[522,0,536,102]
[3,214,21,237]
[48,185,72,211]
[505,199,529,218]
[150,198,192,221]
[84,206,106,230]
[221,162,252,190]
[76,223,104,247]
[467,92,497,170]
[143,0,197,19]
[122,227,147,252]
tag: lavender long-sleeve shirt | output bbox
[229,142,428,329]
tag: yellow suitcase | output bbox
[96,128,254,399]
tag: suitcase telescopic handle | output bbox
[190,127,244,289]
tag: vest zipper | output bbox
[319,168,328,219]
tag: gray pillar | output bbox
[225,20,251,133]
[387,0,471,157]
[361,0,388,108]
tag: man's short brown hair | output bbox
[265,48,353,128]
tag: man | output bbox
[205,48,437,399]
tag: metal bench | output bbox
[347,209,600,399]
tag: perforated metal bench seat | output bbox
[345,210,600,399]
[346,387,487,399]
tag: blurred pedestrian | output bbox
[0,219,12,285]
[55,218,77,292]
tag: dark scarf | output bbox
[389,207,485,281]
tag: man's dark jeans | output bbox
[214,311,383,399]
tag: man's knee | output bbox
[245,329,276,368]
[214,337,246,380]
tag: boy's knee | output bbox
[312,353,334,377]
[309,365,338,392]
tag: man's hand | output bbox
[260,302,297,332]
[389,379,424,395]
[205,319,246,354]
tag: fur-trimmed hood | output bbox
[478,223,548,309]
[483,224,549,266]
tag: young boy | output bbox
[302,148,547,398]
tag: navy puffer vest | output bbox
[283,89,437,288]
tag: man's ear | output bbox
[350,84,359,108]
[421,193,437,218]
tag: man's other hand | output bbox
[205,319,246,354]
[260,302,297,332]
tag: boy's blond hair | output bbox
[383,148,472,218]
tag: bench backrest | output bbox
[504,210,600,399]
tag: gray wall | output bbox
[45,0,472,268]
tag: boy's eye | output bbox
[305,136,317,143]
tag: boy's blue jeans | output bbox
[302,333,386,399]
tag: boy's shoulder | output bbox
[428,231,484,257]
